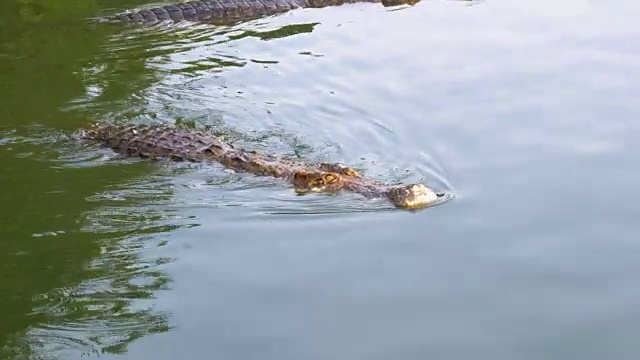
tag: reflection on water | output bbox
[64,16,328,139]
[228,22,319,41]
[0,174,191,358]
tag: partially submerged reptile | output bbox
[101,0,421,25]
[78,123,440,209]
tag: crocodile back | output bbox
[80,124,230,162]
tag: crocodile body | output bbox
[105,0,419,25]
[78,123,438,209]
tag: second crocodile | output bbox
[102,0,420,25]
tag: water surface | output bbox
[1,0,640,359]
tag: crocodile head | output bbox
[318,163,438,209]
[292,170,344,194]
[293,169,438,209]
[386,183,438,209]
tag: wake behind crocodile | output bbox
[77,123,449,210]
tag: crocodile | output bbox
[103,0,420,25]
[78,123,440,209]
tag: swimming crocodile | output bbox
[103,0,420,25]
[78,123,439,209]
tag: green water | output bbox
[1,0,640,359]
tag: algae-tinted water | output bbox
[1,0,640,359]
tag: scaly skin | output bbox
[104,0,420,25]
[78,123,438,209]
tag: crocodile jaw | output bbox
[387,184,438,209]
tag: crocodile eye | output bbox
[323,174,338,184]
[293,171,307,180]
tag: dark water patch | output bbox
[0,175,175,360]
[0,171,189,358]
[228,22,319,41]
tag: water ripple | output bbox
[55,2,458,224]
[7,219,176,358]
